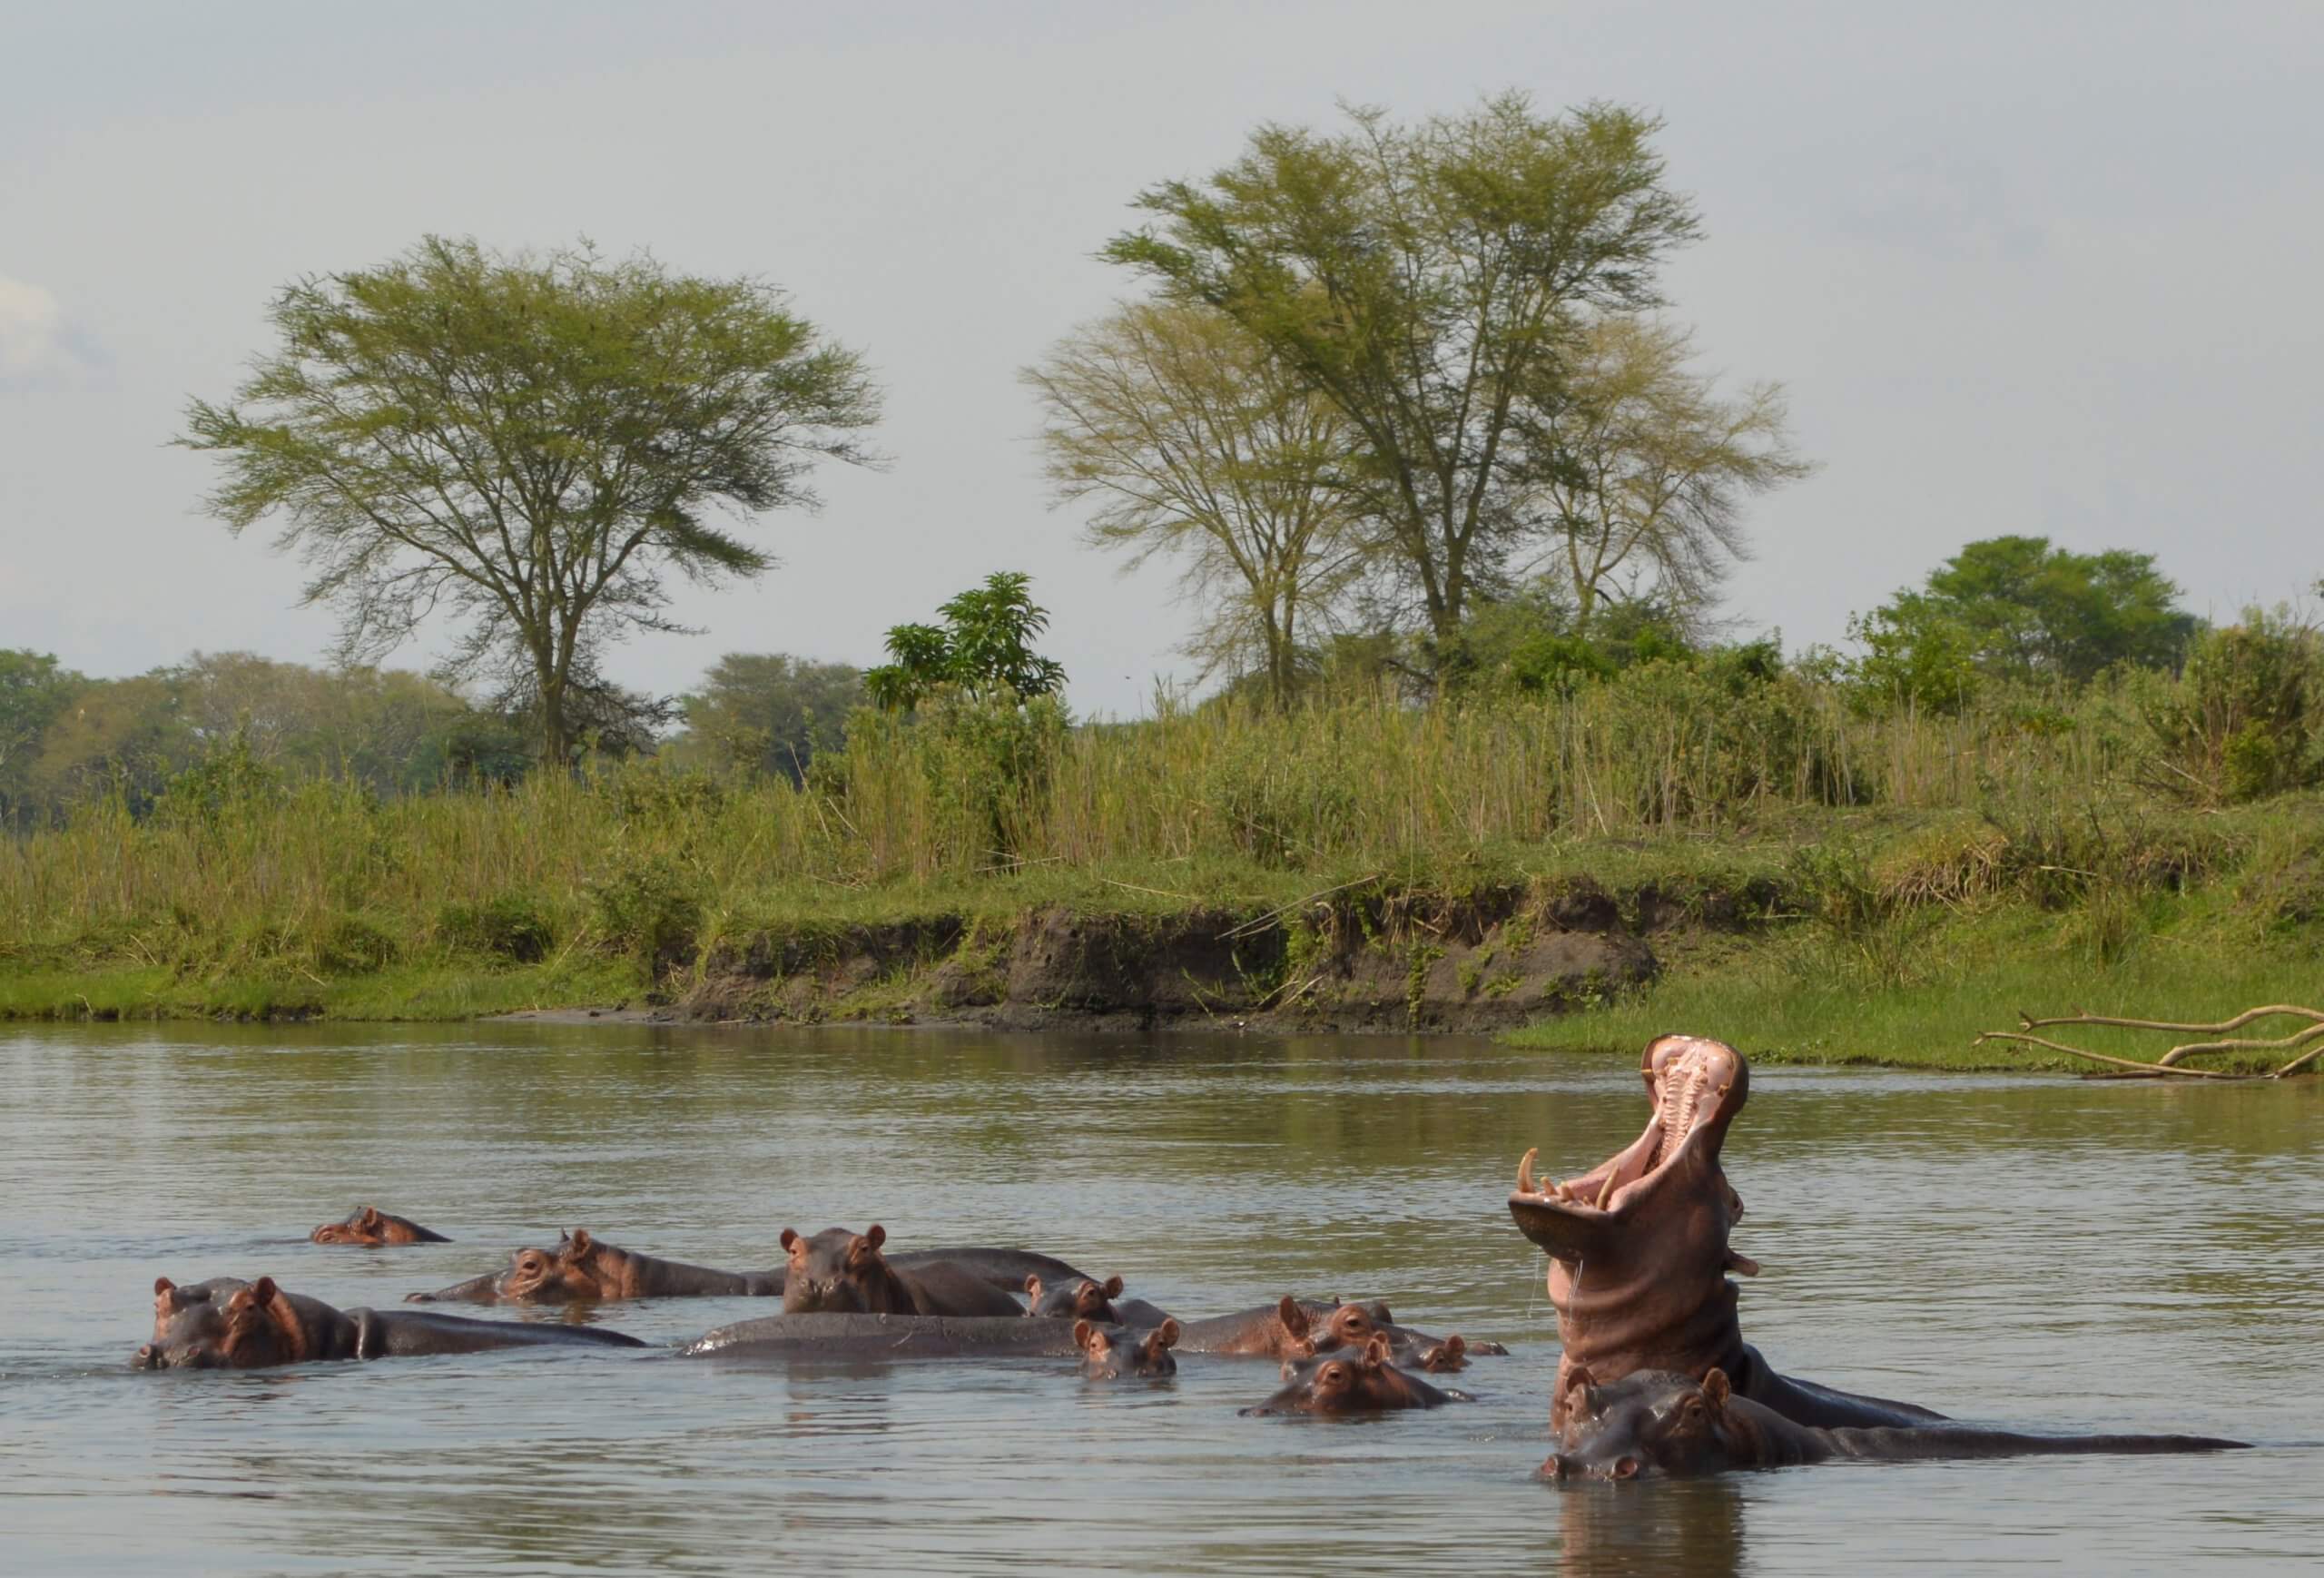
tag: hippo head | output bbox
[1026,1273,1127,1322]
[779,1224,899,1314]
[311,1206,392,1246]
[135,1276,300,1370]
[497,1230,612,1302]
[1242,1335,1445,1415]
[1277,1295,1397,1358]
[1073,1317,1180,1379]
[1507,1034,1750,1265]
[1543,1366,1738,1481]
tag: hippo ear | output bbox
[1278,1296,1309,1337]
[1102,1274,1125,1298]
[251,1276,279,1303]
[1564,1365,1600,1416]
[359,1206,382,1228]
[1024,1275,1043,1299]
[564,1228,595,1260]
[780,1228,800,1252]
[1151,1317,1180,1351]
[1072,1318,1106,1356]
[1702,1367,1732,1410]
[154,1276,180,1307]
[863,1224,886,1252]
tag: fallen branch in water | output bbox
[1975,1003,2324,1080]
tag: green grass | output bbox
[1508,880,2323,1074]
[2,681,2318,1051]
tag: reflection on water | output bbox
[1,1021,2318,1575]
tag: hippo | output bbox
[1543,1367,2249,1479]
[1024,1273,1173,1330]
[1509,1034,1941,1432]
[149,1275,251,1340]
[310,1206,449,1245]
[135,1276,647,1368]
[404,1230,777,1303]
[1073,1317,1180,1380]
[408,1242,1092,1306]
[1240,1335,1473,1415]
[779,1225,1027,1317]
[1175,1295,1500,1367]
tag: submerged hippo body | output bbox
[779,1226,1027,1317]
[1546,1367,2249,1479]
[136,1277,647,1368]
[1510,1035,1941,1431]
[681,1311,1115,1359]
[1241,1335,1472,1415]
[310,1206,450,1245]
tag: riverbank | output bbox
[5,786,2317,1071]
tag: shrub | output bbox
[438,895,556,963]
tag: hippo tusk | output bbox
[1725,1249,1760,1277]
[1594,1169,1620,1210]
[1517,1148,1539,1195]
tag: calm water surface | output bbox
[1,1022,2317,1575]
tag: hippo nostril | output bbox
[1613,1456,1640,1480]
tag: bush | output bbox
[587,855,703,972]
[310,912,399,975]
[438,895,556,963]
[2142,611,2322,804]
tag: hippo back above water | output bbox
[310,1206,450,1245]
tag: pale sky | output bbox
[5,1,2320,717]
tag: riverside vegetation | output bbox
[4,643,2319,1072]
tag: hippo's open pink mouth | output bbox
[1507,1036,1748,1255]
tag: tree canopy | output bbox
[181,235,882,763]
[866,573,1068,712]
[675,653,863,782]
[1105,93,1703,648]
[1848,535,2198,708]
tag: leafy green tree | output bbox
[867,573,1068,712]
[181,235,882,764]
[1024,301,1367,708]
[1851,536,2196,697]
[0,651,85,822]
[1105,93,1700,646]
[2142,608,2322,804]
[23,674,194,817]
[675,653,864,781]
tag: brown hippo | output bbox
[403,1230,778,1303]
[135,1276,647,1368]
[1544,1367,2249,1480]
[1023,1273,1174,1330]
[1072,1317,1181,1379]
[1240,1335,1472,1415]
[1509,1034,1940,1432]
[409,1242,1091,1306]
[149,1276,249,1340]
[1176,1295,1499,1368]
[310,1206,449,1245]
[779,1225,1027,1317]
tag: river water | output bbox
[1,1021,2316,1575]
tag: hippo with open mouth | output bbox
[1509,1034,1940,1431]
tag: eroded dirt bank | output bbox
[645,878,1760,1033]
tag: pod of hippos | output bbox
[140,1034,2251,1475]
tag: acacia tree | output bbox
[181,236,881,763]
[1519,315,1809,635]
[1023,301,1366,706]
[1105,93,1700,648]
